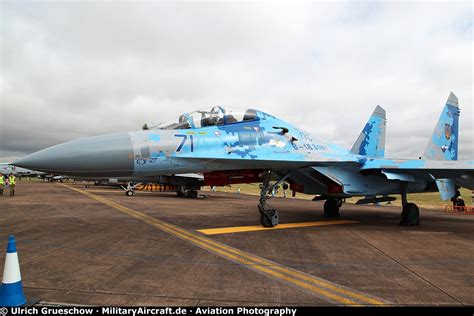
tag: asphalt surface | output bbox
[0,181,473,306]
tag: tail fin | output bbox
[351,105,386,157]
[423,92,460,201]
[422,92,460,160]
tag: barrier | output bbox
[445,205,474,214]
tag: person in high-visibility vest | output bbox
[9,174,16,196]
[0,173,4,196]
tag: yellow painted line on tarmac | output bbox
[61,185,155,194]
[58,183,388,306]
[197,220,358,235]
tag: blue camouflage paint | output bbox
[128,108,361,177]
[148,134,161,142]
[217,118,266,159]
[423,100,459,160]
[357,118,384,156]
[351,105,386,157]
[358,121,374,156]
[173,110,312,162]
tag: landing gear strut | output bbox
[324,198,342,217]
[399,182,420,226]
[258,170,291,227]
[121,182,137,197]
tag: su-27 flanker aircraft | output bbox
[13,92,474,227]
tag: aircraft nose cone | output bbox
[13,133,134,177]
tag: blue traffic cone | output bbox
[0,235,26,306]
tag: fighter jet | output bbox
[0,163,45,177]
[78,174,203,197]
[13,92,473,227]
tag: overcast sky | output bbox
[1,1,472,162]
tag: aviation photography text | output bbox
[3,307,298,316]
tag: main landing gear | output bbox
[323,198,342,217]
[176,189,198,198]
[399,182,420,226]
[258,170,291,227]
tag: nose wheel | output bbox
[259,208,279,228]
[121,182,138,197]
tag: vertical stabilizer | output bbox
[351,105,386,157]
[422,92,459,160]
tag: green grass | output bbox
[202,184,473,208]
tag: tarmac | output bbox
[0,181,473,306]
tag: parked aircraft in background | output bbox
[0,163,45,177]
[13,92,473,227]
[77,174,203,198]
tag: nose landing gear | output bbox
[122,182,137,196]
[257,170,291,227]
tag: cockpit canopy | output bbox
[158,106,262,130]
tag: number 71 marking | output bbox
[175,134,194,152]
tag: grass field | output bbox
[202,184,473,209]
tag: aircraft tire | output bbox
[126,190,134,196]
[260,210,278,227]
[324,198,340,217]
[185,190,198,198]
[400,203,420,226]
